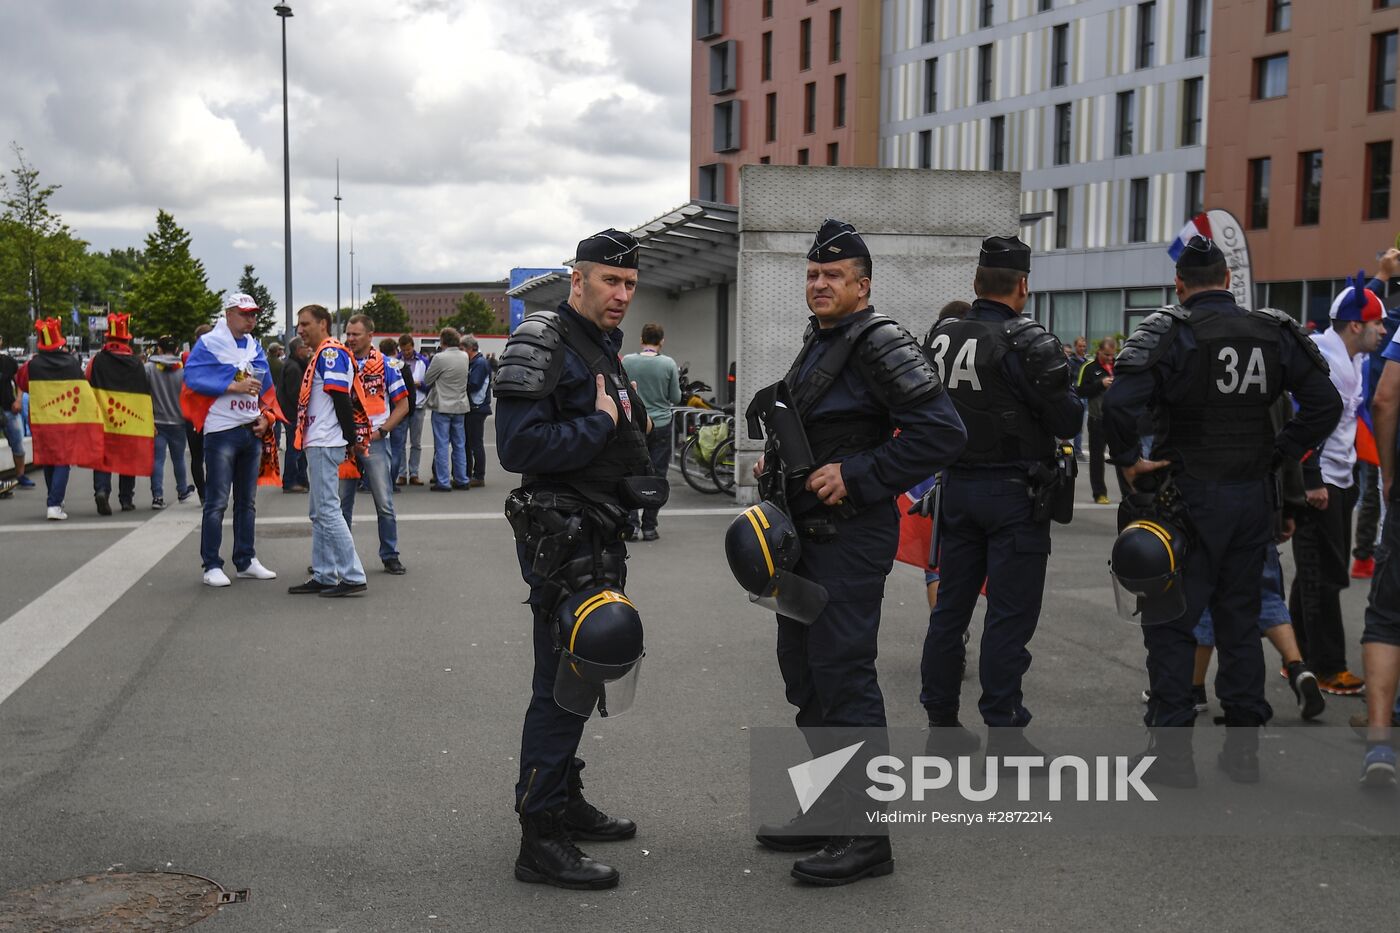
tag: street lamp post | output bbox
[348,225,355,313]
[335,159,342,336]
[275,3,294,340]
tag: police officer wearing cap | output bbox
[1103,235,1341,784]
[919,236,1083,756]
[749,219,967,886]
[494,228,658,890]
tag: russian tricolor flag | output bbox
[1168,212,1214,262]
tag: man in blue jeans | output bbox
[424,327,472,491]
[289,303,368,597]
[0,333,34,495]
[183,294,283,588]
[339,315,409,575]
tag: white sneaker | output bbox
[203,567,232,587]
[236,559,278,580]
[45,506,67,521]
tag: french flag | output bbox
[1167,212,1214,262]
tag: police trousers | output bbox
[921,468,1050,728]
[776,502,898,735]
[514,537,627,816]
[1143,476,1274,728]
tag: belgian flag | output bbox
[88,350,155,476]
[25,351,105,470]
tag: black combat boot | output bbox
[925,716,982,755]
[514,808,620,890]
[755,812,831,852]
[1217,726,1261,784]
[564,760,636,841]
[790,835,894,886]
[1131,727,1198,789]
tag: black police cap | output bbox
[576,228,640,269]
[807,218,870,264]
[978,235,1031,273]
[1175,235,1225,272]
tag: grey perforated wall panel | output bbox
[734,165,1021,502]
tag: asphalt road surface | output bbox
[1,426,1396,931]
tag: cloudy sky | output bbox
[0,0,691,318]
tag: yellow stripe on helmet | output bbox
[569,590,637,653]
[744,506,776,579]
[1126,520,1176,573]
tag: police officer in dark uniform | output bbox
[750,219,967,886]
[1104,236,1341,783]
[919,236,1084,755]
[494,229,657,890]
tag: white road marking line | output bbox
[0,509,201,708]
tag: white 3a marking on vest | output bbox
[947,340,982,391]
[1216,346,1267,394]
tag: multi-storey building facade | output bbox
[370,281,511,334]
[1207,0,1400,323]
[881,0,1212,339]
[690,0,883,204]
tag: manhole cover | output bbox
[0,872,248,932]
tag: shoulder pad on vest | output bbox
[1250,306,1329,374]
[856,316,945,410]
[1004,316,1071,397]
[1116,306,1188,373]
[493,311,565,400]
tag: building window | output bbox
[1298,150,1323,226]
[1181,77,1203,146]
[1368,141,1393,221]
[763,0,773,19]
[1054,187,1070,249]
[827,142,840,165]
[1186,0,1207,58]
[834,74,847,127]
[800,18,812,70]
[918,130,933,169]
[760,156,771,164]
[1254,54,1288,100]
[765,92,777,142]
[922,0,937,43]
[1374,32,1398,112]
[1136,2,1155,69]
[1185,170,1204,220]
[1249,157,1272,228]
[798,148,810,165]
[1054,102,1072,165]
[1129,177,1149,243]
[830,8,842,62]
[1116,91,1134,156]
[696,0,721,40]
[709,41,737,94]
[1040,0,1054,11]
[1052,24,1069,87]
[980,0,994,29]
[923,58,938,113]
[1268,0,1291,33]
[803,82,817,133]
[989,116,1006,171]
[978,44,994,103]
[698,163,725,202]
[762,31,773,81]
[714,100,741,152]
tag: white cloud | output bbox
[0,0,692,320]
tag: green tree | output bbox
[437,290,497,334]
[360,289,409,333]
[126,210,222,340]
[0,145,89,343]
[237,264,278,338]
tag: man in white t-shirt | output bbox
[1292,283,1386,694]
[182,294,281,587]
[289,304,368,597]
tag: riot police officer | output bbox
[919,236,1084,754]
[494,229,660,890]
[747,219,967,886]
[1104,236,1341,784]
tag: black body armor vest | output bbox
[523,316,651,506]
[927,317,1055,464]
[783,317,891,464]
[1158,307,1282,480]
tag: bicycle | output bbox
[678,417,732,495]
[709,434,736,496]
